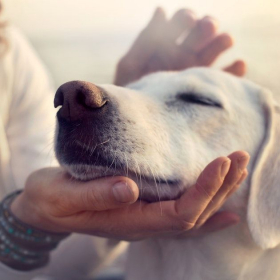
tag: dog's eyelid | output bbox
[177,93,223,108]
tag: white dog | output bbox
[54,68,280,280]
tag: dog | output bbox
[54,67,280,280]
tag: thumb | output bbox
[63,176,139,213]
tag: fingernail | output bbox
[221,159,231,178]
[113,182,135,203]
[238,155,250,171]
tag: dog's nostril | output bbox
[54,88,64,108]
[76,89,107,109]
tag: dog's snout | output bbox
[54,81,108,121]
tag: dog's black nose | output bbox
[54,81,108,121]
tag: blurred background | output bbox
[1,1,279,278]
[2,0,280,94]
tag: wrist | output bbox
[11,192,66,234]
[11,192,50,233]
[2,191,69,244]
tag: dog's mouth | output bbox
[62,161,182,202]
[64,162,179,185]
[55,110,184,202]
[56,139,183,202]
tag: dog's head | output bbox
[54,67,280,249]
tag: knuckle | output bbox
[81,188,107,211]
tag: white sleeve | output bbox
[6,26,57,190]
[0,27,122,279]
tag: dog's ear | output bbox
[247,90,280,249]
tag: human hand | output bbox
[10,151,249,240]
[114,8,246,86]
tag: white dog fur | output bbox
[56,68,280,280]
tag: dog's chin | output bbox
[62,164,184,202]
[63,164,124,181]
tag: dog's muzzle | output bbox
[54,80,122,167]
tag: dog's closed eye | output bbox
[177,93,222,108]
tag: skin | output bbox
[115,8,246,86]
[11,8,249,240]
[12,152,249,240]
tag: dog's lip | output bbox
[64,163,180,186]
[64,164,184,202]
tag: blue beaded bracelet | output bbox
[1,190,69,245]
[0,190,69,269]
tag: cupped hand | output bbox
[11,151,249,241]
[115,8,246,86]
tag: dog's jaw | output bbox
[62,162,185,202]
[63,164,124,181]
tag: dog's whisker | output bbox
[96,139,110,147]
[105,153,117,174]
[124,153,129,179]
[144,159,163,215]
[90,144,98,157]
[113,152,118,177]
[135,160,143,206]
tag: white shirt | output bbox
[0,26,124,280]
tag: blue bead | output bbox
[26,228,33,235]
[4,248,10,253]
[8,228,14,234]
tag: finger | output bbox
[125,7,166,61]
[58,176,139,214]
[195,151,250,225]
[114,7,167,86]
[76,157,231,237]
[60,155,232,238]
[57,158,233,238]
[198,33,233,66]
[167,9,197,41]
[147,7,167,29]
[223,60,247,76]
[180,16,219,53]
[226,169,248,198]
[173,157,231,226]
